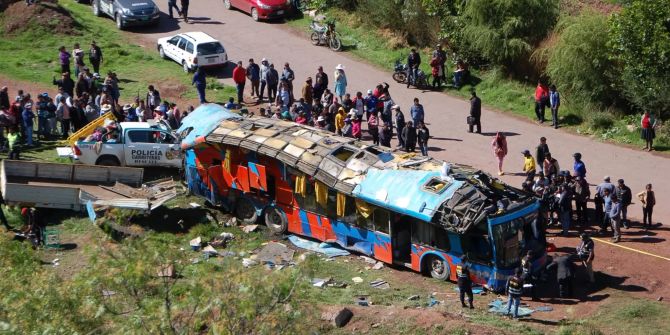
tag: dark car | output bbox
[92,0,160,30]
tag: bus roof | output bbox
[186,104,533,234]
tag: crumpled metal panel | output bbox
[178,104,240,149]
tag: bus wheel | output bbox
[429,256,450,281]
[264,207,287,234]
[234,197,258,225]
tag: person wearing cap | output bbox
[406,48,421,88]
[22,102,35,146]
[193,66,208,104]
[89,41,103,74]
[314,66,328,101]
[364,90,377,120]
[334,64,347,101]
[572,152,586,178]
[259,59,270,102]
[615,179,632,228]
[281,63,295,96]
[522,149,536,181]
[576,233,595,283]
[393,105,406,148]
[123,104,138,122]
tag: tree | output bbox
[543,12,618,105]
[461,0,559,68]
[610,0,670,117]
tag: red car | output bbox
[223,0,292,21]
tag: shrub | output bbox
[461,0,559,68]
[587,112,615,131]
[543,12,619,105]
[609,0,670,117]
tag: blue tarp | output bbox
[352,169,463,222]
[287,235,351,258]
[488,298,534,317]
[177,104,240,149]
[454,286,485,294]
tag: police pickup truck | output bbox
[73,121,182,168]
[92,0,160,30]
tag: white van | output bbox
[157,32,228,72]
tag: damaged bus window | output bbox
[491,218,524,268]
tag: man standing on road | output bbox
[550,85,560,129]
[58,46,71,75]
[573,175,590,226]
[616,179,632,229]
[577,233,595,283]
[281,63,295,97]
[314,66,328,101]
[167,0,181,19]
[534,80,549,123]
[192,67,207,104]
[302,77,313,106]
[595,176,614,228]
[601,188,613,234]
[233,61,246,105]
[180,0,190,23]
[522,150,536,182]
[266,64,279,103]
[457,256,474,309]
[535,137,549,174]
[409,98,424,126]
[393,105,405,149]
[407,48,421,88]
[573,152,586,179]
[259,58,270,102]
[246,59,260,99]
[468,91,481,134]
[88,41,103,75]
[609,195,622,243]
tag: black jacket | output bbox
[546,255,575,280]
[53,78,75,97]
[407,52,421,68]
[616,185,632,206]
[470,96,481,118]
[536,143,549,164]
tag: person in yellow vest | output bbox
[506,268,524,319]
[456,255,474,309]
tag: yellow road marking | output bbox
[592,237,670,261]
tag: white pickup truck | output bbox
[73,121,183,168]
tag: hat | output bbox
[123,104,132,111]
[580,233,590,240]
[261,58,267,62]
[522,149,531,155]
[335,64,345,70]
[317,116,325,122]
[367,89,372,94]
[101,104,112,112]
[603,176,610,182]
[391,104,400,110]
[93,73,101,78]
[41,93,49,98]
[24,103,33,109]
[349,108,356,116]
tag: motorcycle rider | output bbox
[407,49,421,88]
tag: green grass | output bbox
[0,1,236,104]
[288,9,670,152]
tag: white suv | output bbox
[157,32,228,72]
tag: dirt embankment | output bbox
[2,0,78,35]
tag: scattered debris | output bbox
[209,232,234,247]
[156,264,175,278]
[242,258,258,267]
[371,323,380,328]
[101,290,116,298]
[287,235,350,258]
[257,242,294,265]
[189,202,201,208]
[372,261,384,270]
[223,217,238,227]
[658,297,664,302]
[428,296,440,307]
[206,213,215,222]
[360,256,377,264]
[312,277,332,288]
[352,277,363,284]
[354,296,369,306]
[369,279,390,290]
[488,299,534,317]
[202,245,219,257]
[321,308,353,328]
[454,286,485,294]
[242,225,259,233]
[190,237,202,251]
[535,306,554,312]
[407,295,420,301]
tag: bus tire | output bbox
[427,255,450,281]
[264,206,287,234]
[234,197,258,225]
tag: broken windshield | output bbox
[491,218,523,269]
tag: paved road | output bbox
[139,5,669,230]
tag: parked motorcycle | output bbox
[310,19,342,51]
[392,61,428,89]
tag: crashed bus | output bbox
[178,105,546,292]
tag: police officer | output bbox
[521,250,537,300]
[506,268,524,319]
[456,255,474,309]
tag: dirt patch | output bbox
[560,0,622,16]
[2,0,79,35]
